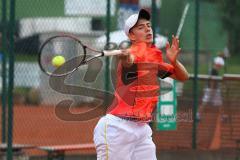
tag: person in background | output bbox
[197,52,226,121]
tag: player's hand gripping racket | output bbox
[38,34,123,76]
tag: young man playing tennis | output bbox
[94,9,189,160]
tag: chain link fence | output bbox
[0,0,239,160]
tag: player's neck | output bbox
[147,43,152,47]
[131,41,152,47]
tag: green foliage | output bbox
[15,54,37,62]
[159,0,184,37]
[219,0,240,55]
[16,0,64,19]
[160,0,227,52]
[203,0,240,55]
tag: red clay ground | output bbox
[0,104,239,157]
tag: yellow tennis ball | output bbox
[52,55,65,68]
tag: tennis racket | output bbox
[38,34,123,77]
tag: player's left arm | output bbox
[166,35,189,82]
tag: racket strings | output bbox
[40,36,86,75]
[39,35,131,76]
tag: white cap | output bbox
[214,56,225,66]
[124,9,151,36]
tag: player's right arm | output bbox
[118,49,135,67]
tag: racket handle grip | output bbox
[103,50,122,56]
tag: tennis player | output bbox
[94,9,189,160]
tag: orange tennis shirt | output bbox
[107,42,174,122]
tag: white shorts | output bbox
[93,114,157,160]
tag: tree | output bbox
[204,0,240,55]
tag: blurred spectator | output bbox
[197,52,226,121]
[202,52,225,106]
[211,52,225,76]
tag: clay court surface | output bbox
[1,103,239,157]
[0,105,99,156]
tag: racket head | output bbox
[38,34,86,76]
